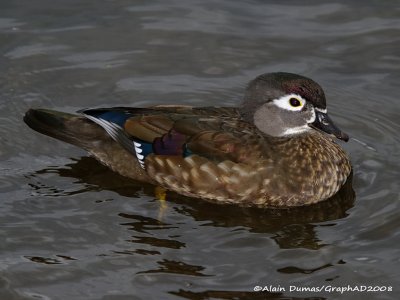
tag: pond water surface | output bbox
[1,1,399,299]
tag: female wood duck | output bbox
[24,72,351,207]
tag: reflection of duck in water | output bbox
[24,72,352,207]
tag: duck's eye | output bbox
[273,94,305,111]
[289,98,301,107]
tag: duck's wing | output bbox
[80,106,266,166]
[81,106,271,200]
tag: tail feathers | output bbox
[23,109,109,149]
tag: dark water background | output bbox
[1,1,399,299]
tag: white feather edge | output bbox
[84,115,121,140]
[84,114,146,169]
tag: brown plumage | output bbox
[23,72,352,207]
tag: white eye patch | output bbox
[272,94,306,111]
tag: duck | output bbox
[24,72,351,207]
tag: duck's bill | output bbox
[310,111,349,142]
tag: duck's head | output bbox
[241,72,349,142]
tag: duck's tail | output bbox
[23,109,107,150]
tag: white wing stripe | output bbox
[132,141,146,169]
[84,114,147,169]
[85,115,122,141]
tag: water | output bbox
[1,0,399,299]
